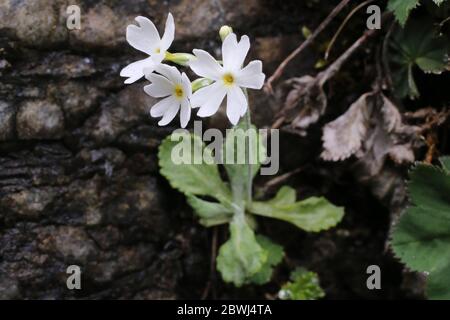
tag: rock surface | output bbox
[0,0,416,300]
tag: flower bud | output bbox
[164,52,196,66]
[219,25,233,42]
[191,78,213,92]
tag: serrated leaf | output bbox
[439,156,450,173]
[249,235,284,285]
[186,195,233,227]
[158,132,231,203]
[278,268,325,300]
[389,18,449,99]
[223,120,266,204]
[387,0,420,26]
[433,0,446,6]
[321,93,371,161]
[216,214,267,287]
[265,186,297,206]
[250,188,344,232]
[391,163,450,299]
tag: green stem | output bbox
[243,89,253,206]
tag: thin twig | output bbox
[264,0,351,94]
[382,20,396,90]
[318,26,379,87]
[261,166,304,195]
[440,16,450,27]
[272,26,379,129]
[325,0,375,60]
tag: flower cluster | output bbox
[121,13,265,127]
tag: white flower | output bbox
[120,13,175,84]
[189,33,265,125]
[144,64,192,128]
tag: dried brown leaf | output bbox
[276,76,327,136]
[321,92,422,173]
[321,93,372,161]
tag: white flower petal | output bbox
[222,34,250,72]
[159,100,180,126]
[227,86,248,125]
[155,64,181,84]
[181,72,192,98]
[150,96,177,118]
[180,98,191,128]
[235,60,265,89]
[160,13,175,52]
[144,73,174,97]
[195,83,227,117]
[126,16,160,55]
[190,49,222,80]
[222,33,238,70]
[120,57,156,84]
[191,81,219,108]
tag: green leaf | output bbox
[223,120,266,204]
[264,186,297,206]
[433,0,446,6]
[216,214,267,286]
[391,163,450,299]
[158,132,231,203]
[250,187,344,232]
[249,235,284,285]
[186,195,233,227]
[439,156,450,173]
[389,18,449,99]
[387,0,420,26]
[278,268,325,300]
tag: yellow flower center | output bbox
[174,84,184,99]
[155,48,161,53]
[223,73,235,86]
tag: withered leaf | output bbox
[321,92,421,173]
[276,76,327,136]
[321,93,371,161]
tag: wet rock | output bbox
[1,188,57,218]
[0,275,21,299]
[82,86,156,145]
[0,0,68,47]
[20,53,96,78]
[38,226,97,264]
[48,81,103,128]
[253,36,300,73]
[220,0,264,27]
[0,101,15,140]
[69,4,127,49]
[168,0,224,39]
[17,100,64,140]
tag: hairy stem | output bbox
[243,102,253,206]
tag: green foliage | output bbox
[440,156,450,173]
[249,235,284,285]
[388,0,420,27]
[389,18,449,99]
[388,0,447,26]
[250,187,344,232]
[216,214,267,286]
[278,268,325,300]
[158,132,231,203]
[186,195,233,227]
[223,121,266,204]
[391,158,450,299]
[158,132,344,288]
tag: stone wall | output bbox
[0,0,300,299]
